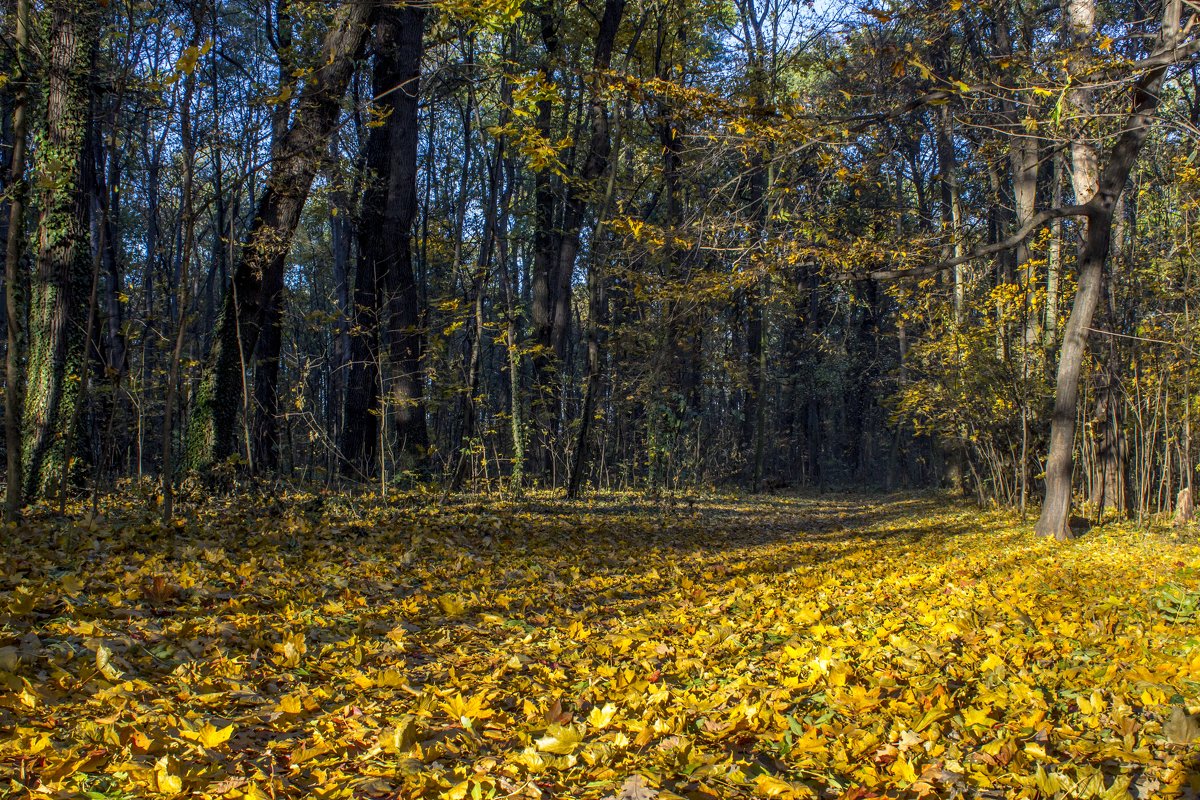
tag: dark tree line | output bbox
[2,0,1199,534]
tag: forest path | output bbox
[2,493,1198,798]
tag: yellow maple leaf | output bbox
[890,756,918,784]
[587,702,617,729]
[155,757,183,795]
[961,706,996,729]
[536,723,583,754]
[790,726,825,756]
[182,722,234,748]
[443,692,493,724]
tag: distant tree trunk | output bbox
[340,234,381,475]
[1092,345,1126,515]
[530,7,562,482]
[1036,0,1182,540]
[22,0,101,501]
[328,144,353,473]
[451,110,501,489]
[1044,152,1063,349]
[530,0,626,485]
[3,0,30,518]
[186,0,375,471]
[161,9,203,522]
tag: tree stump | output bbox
[1172,487,1193,527]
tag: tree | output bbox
[22,0,102,501]
[186,0,377,470]
[341,1,429,479]
[1036,0,1193,540]
[3,0,30,518]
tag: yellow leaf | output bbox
[754,774,812,798]
[278,695,303,714]
[95,643,123,680]
[890,756,918,784]
[155,757,183,795]
[961,706,996,729]
[536,723,583,754]
[438,594,466,616]
[790,726,825,756]
[182,722,234,748]
[980,653,1004,671]
[381,717,420,752]
[587,702,617,729]
[443,692,493,724]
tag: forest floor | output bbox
[1,491,1199,799]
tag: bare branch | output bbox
[866,204,1093,281]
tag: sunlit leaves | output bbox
[0,494,1197,798]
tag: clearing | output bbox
[1,493,1199,799]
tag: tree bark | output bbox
[161,8,203,521]
[530,0,626,484]
[3,0,30,518]
[375,4,429,475]
[186,0,376,471]
[530,5,563,482]
[1035,0,1184,540]
[22,0,101,501]
[341,2,428,478]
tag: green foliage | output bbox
[1153,581,1200,625]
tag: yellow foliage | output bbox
[0,494,1197,798]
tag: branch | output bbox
[867,204,1092,281]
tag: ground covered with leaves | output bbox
[1,493,1199,799]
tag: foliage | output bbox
[2,494,1199,798]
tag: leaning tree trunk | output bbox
[186,0,375,471]
[1036,0,1184,540]
[22,0,100,501]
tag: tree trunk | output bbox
[3,0,30,518]
[252,294,283,472]
[375,4,429,475]
[186,0,375,470]
[1036,0,1183,540]
[530,7,562,482]
[160,9,202,521]
[22,0,100,501]
[530,0,625,484]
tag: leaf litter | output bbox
[1,493,1198,799]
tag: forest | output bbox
[1,0,1200,797]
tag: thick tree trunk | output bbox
[340,250,380,476]
[160,11,202,522]
[252,295,283,472]
[375,4,429,474]
[341,3,428,479]
[3,0,30,518]
[22,0,100,501]
[186,0,375,471]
